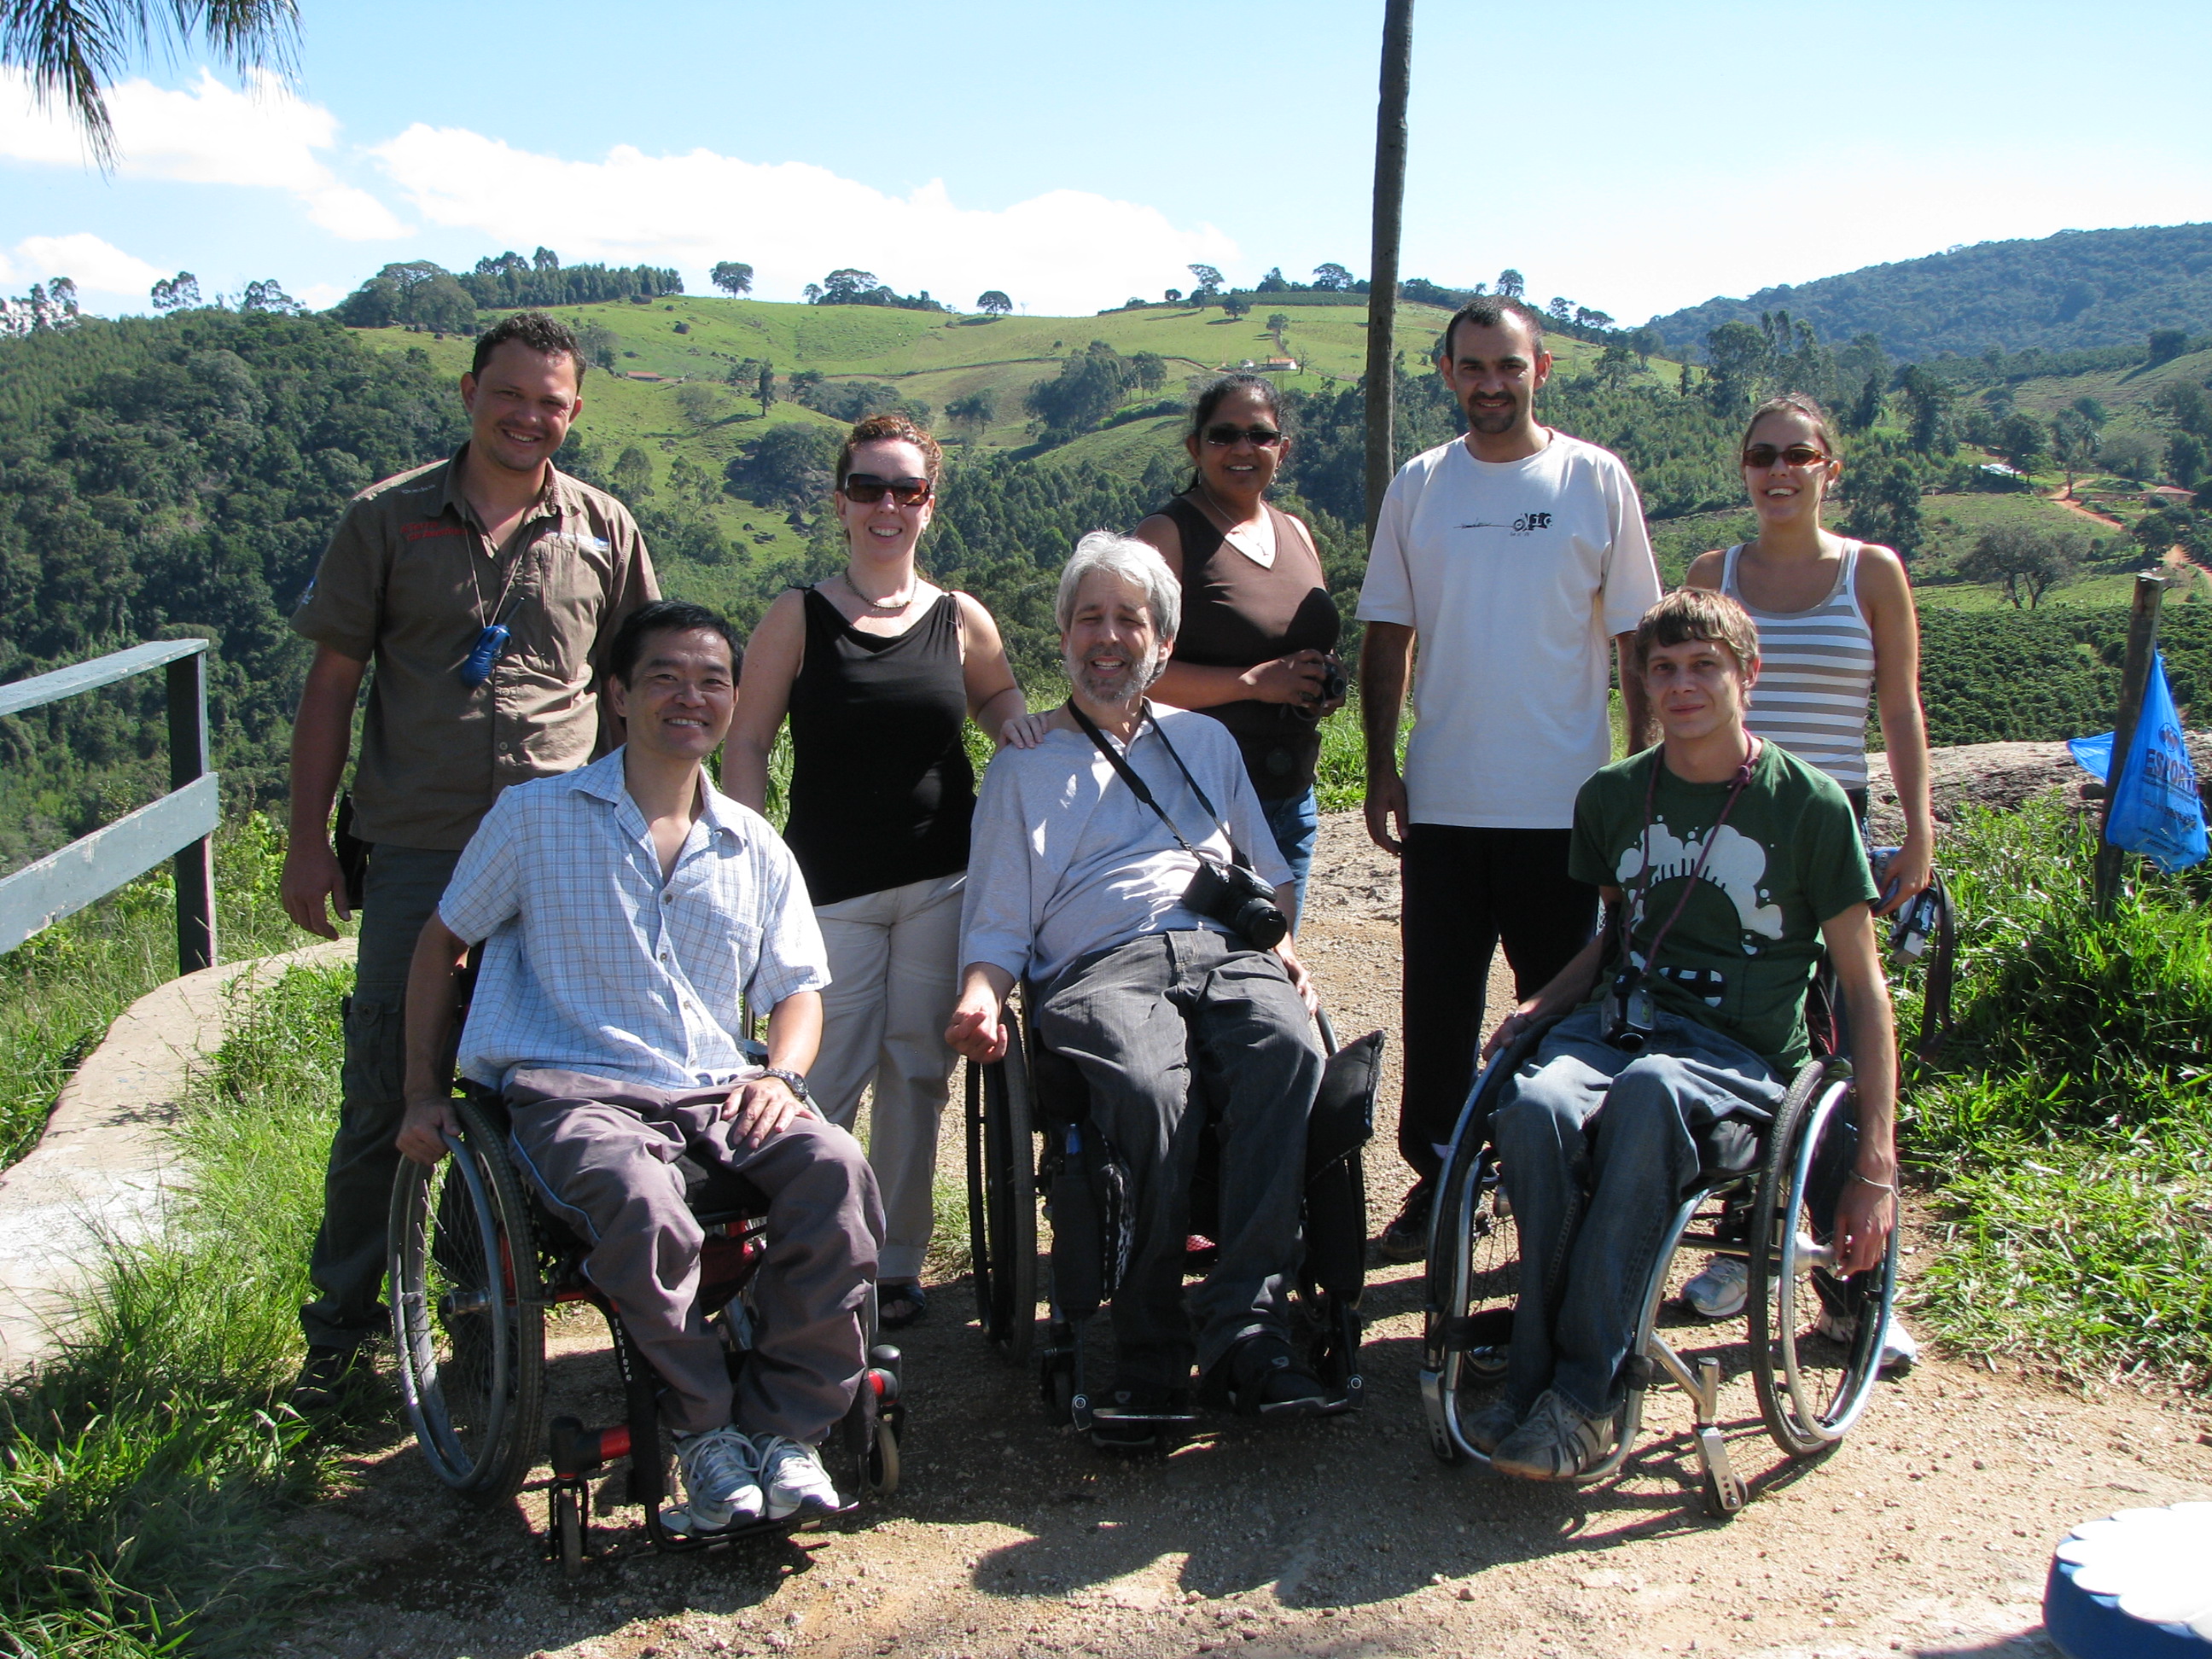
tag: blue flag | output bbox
[2068,652,2208,872]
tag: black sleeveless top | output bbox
[783,587,975,906]
[1160,496,1340,797]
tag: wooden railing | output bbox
[0,639,217,973]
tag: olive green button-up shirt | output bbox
[291,445,660,851]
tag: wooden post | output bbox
[1363,0,1414,546]
[166,649,216,972]
[2093,573,2167,915]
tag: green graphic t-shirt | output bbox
[1568,740,1878,1073]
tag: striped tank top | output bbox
[1721,541,1877,789]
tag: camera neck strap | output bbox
[1067,699,1249,869]
[1617,736,1761,991]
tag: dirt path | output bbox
[276,812,2212,1659]
[2045,492,2121,529]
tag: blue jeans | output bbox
[1490,1004,1784,1418]
[1258,789,1319,925]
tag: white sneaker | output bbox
[1815,1307,1919,1374]
[756,1435,841,1521]
[671,1425,762,1533]
[1682,1255,1749,1319]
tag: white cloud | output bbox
[370,125,1236,314]
[3,232,163,299]
[0,67,407,239]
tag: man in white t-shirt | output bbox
[1356,299,1662,1259]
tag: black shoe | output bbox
[878,1282,928,1330]
[288,1342,374,1413]
[1379,1178,1434,1263]
[1205,1335,1330,1421]
[1089,1380,1188,1453]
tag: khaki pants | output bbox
[504,1069,883,1442]
[809,872,963,1282]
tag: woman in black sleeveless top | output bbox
[729,415,1027,1326]
[1134,375,1343,922]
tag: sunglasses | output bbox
[1202,423,1284,448]
[841,474,934,506]
[1742,444,1831,469]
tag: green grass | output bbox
[0,815,320,1170]
[1896,795,2212,1384]
[0,958,351,1656]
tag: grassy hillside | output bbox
[1646,222,2212,361]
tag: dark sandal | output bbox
[878,1283,928,1330]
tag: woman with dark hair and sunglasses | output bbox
[1678,393,1930,1360]
[730,413,1027,1330]
[1132,374,1344,918]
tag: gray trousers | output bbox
[1034,930,1321,1390]
[302,843,460,1352]
[504,1069,884,1442]
[1491,1004,1784,1417]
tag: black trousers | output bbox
[1397,824,1598,1182]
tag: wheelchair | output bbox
[1417,1009,1899,1518]
[387,1085,905,1578]
[965,987,1382,1443]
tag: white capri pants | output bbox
[807,870,964,1282]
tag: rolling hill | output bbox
[1645,223,2212,362]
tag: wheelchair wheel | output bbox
[964,1008,1038,1364]
[388,1095,546,1505]
[1747,1058,1896,1458]
[1420,1143,1519,1464]
[554,1484,586,1580]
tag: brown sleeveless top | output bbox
[1159,496,1340,798]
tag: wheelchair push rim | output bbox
[964,1005,1038,1365]
[388,1100,546,1504]
[1749,1062,1895,1456]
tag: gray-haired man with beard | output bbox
[946,532,1326,1449]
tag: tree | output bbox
[816,269,882,305]
[1266,313,1290,353]
[757,363,776,416]
[1597,341,1637,386]
[1163,288,1182,306]
[1959,525,2081,608]
[2072,396,2108,429]
[728,423,839,509]
[2098,430,2159,480]
[577,323,619,375]
[710,262,754,297]
[1495,269,1525,300]
[1846,371,1883,434]
[1131,352,1166,392]
[1186,264,1225,298]
[474,251,527,276]
[1255,266,1290,294]
[673,381,720,426]
[2,0,299,166]
[1625,325,1661,368]
[803,282,823,305]
[2052,410,2099,495]
[1896,364,1954,455]
[610,445,655,500]
[1842,456,1924,558]
[148,271,200,312]
[2170,433,2208,489]
[1025,341,1139,439]
[1703,320,1769,413]
[1995,410,2049,478]
[2148,328,2189,366]
[975,289,1013,317]
[1575,306,1614,332]
[1547,296,1574,324]
[533,247,560,271]
[1311,263,1355,291]
[946,391,996,441]
[1221,293,1251,321]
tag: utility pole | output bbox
[2093,572,2168,915]
[1363,0,1413,546]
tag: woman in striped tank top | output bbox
[1679,396,1930,1363]
[1685,393,1933,909]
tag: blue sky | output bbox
[3,0,2208,322]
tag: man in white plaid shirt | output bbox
[397,599,882,1534]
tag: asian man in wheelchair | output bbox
[1472,586,1896,1481]
[945,531,1330,1448]
[394,599,883,1534]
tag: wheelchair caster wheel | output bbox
[553,1483,587,1578]
[869,1412,902,1496]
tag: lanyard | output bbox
[1066,700,1250,869]
[1617,736,1760,992]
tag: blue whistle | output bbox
[460,623,509,688]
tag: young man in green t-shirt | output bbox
[1473,588,1899,1481]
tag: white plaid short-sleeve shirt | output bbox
[439,748,830,1091]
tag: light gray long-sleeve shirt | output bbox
[959,704,1293,991]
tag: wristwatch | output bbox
[758,1066,812,1104]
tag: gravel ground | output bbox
[273,792,2212,1659]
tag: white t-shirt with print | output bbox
[1355,430,1662,830]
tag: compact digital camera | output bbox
[1185,857,1289,952]
[1318,659,1348,706]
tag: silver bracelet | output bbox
[1849,1170,1897,1193]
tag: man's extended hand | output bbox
[722,1074,807,1150]
[396,1092,459,1166]
[945,997,1009,1063]
[281,838,352,939]
[1481,998,1544,1064]
[1832,1156,1898,1278]
[1274,938,1318,1015]
[1363,771,1408,857]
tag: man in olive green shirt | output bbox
[282,311,658,1406]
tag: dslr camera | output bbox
[1603,969,1656,1051]
[1185,857,1289,952]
